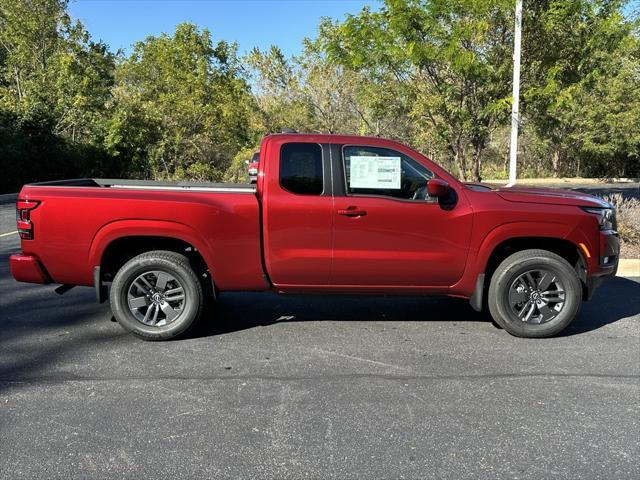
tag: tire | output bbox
[110,250,204,341]
[488,249,582,338]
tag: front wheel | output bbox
[488,249,582,338]
[110,250,204,341]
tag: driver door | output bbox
[330,144,472,288]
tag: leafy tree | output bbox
[106,23,257,180]
[247,45,315,134]
[319,0,515,181]
[224,145,259,183]
[248,38,414,143]
[0,0,114,143]
[522,0,639,176]
[303,35,415,140]
[0,0,117,191]
[1,0,637,193]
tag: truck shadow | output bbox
[201,293,487,335]
[561,276,640,336]
[194,276,640,339]
[0,245,130,396]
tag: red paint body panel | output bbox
[449,188,613,296]
[17,187,265,290]
[9,254,50,284]
[261,137,333,285]
[331,195,473,286]
[11,133,618,303]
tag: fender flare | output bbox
[473,221,575,274]
[454,221,580,299]
[88,219,216,274]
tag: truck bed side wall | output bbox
[19,186,267,291]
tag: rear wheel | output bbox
[110,250,204,340]
[488,249,582,338]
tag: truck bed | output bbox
[28,178,256,193]
[16,178,266,291]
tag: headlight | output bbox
[582,207,616,231]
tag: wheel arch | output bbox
[90,221,217,302]
[461,218,591,310]
[481,236,588,305]
[485,236,586,280]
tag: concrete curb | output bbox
[617,259,640,278]
[0,193,18,205]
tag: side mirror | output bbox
[427,178,450,197]
[244,160,250,165]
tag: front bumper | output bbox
[584,231,619,300]
[598,230,620,269]
[9,254,51,284]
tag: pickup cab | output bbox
[10,133,619,340]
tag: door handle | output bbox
[337,208,367,217]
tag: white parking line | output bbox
[0,230,18,238]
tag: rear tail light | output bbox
[16,199,40,240]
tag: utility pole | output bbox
[507,0,523,187]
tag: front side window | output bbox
[343,146,434,201]
[280,143,323,195]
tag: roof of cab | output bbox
[263,132,409,148]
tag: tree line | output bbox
[0,0,638,193]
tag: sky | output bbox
[68,0,383,57]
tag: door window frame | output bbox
[333,143,437,203]
[277,142,333,197]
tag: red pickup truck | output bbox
[10,133,619,340]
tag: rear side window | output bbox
[280,143,323,195]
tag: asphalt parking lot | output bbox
[0,202,639,479]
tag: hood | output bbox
[466,183,610,208]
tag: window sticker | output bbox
[349,156,401,189]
